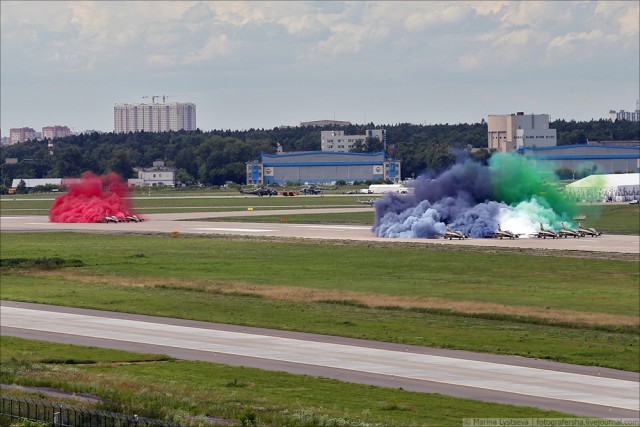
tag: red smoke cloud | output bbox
[49,172,141,223]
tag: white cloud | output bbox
[458,27,547,71]
[184,34,230,64]
[404,3,471,32]
[618,4,640,38]
[1,0,638,133]
[468,1,509,16]
[277,14,318,36]
[548,30,605,49]
[499,1,573,27]
[454,1,639,72]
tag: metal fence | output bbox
[0,395,178,427]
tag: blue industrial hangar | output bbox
[245,151,402,185]
[518,144,640,174]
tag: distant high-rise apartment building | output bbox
[487,112,557,153]
[9,127,36,144]
[42,125,71,140]
[114,102,197,133]
[321,129,387,152]
[608,101,640,122]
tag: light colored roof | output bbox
[566,173,639,189]
[11,178,62,188]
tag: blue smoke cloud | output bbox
[373,158,571,239]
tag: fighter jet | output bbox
[123,213,144,223]
[535,223,558,239]
[578,222,602,237]
[299,185,322,195]
[239,187,277,197]
[356,197,377,206]
[558,223,582,238]
[443,225,468,240]
[100,212,120,223]
[493,224,519,239]
[299,184,339,195]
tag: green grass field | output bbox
[576,204,640,234]
[1,191,638,426]
[202,211,375,224]
[1,233,637,371]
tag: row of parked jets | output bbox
[443,222,602,240]
[99,212,144,223]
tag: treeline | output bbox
[1,119,637,187]
[553,119,639,145]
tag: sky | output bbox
[1,1,639,137]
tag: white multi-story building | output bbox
[127,161,176,187]
[321,129,387,152]
[487,112,556,153]
[609,107,640,122]
[114,102,197,133]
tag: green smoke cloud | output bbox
[489,153,576,222]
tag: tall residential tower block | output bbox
[114,102,196,133]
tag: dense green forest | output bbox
[1,120,638,188]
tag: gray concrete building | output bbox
[245,151,401,185]
[488,112,556,152]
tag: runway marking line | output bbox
[193,227,274,233]
[290,225,372,230]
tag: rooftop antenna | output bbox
[332,111,336,135]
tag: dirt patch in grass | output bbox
[76,361,172,366]
[25,270,639,329]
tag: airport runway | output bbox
[1,211,638,254]
[1,302,639,419]
[2,212,639,419]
